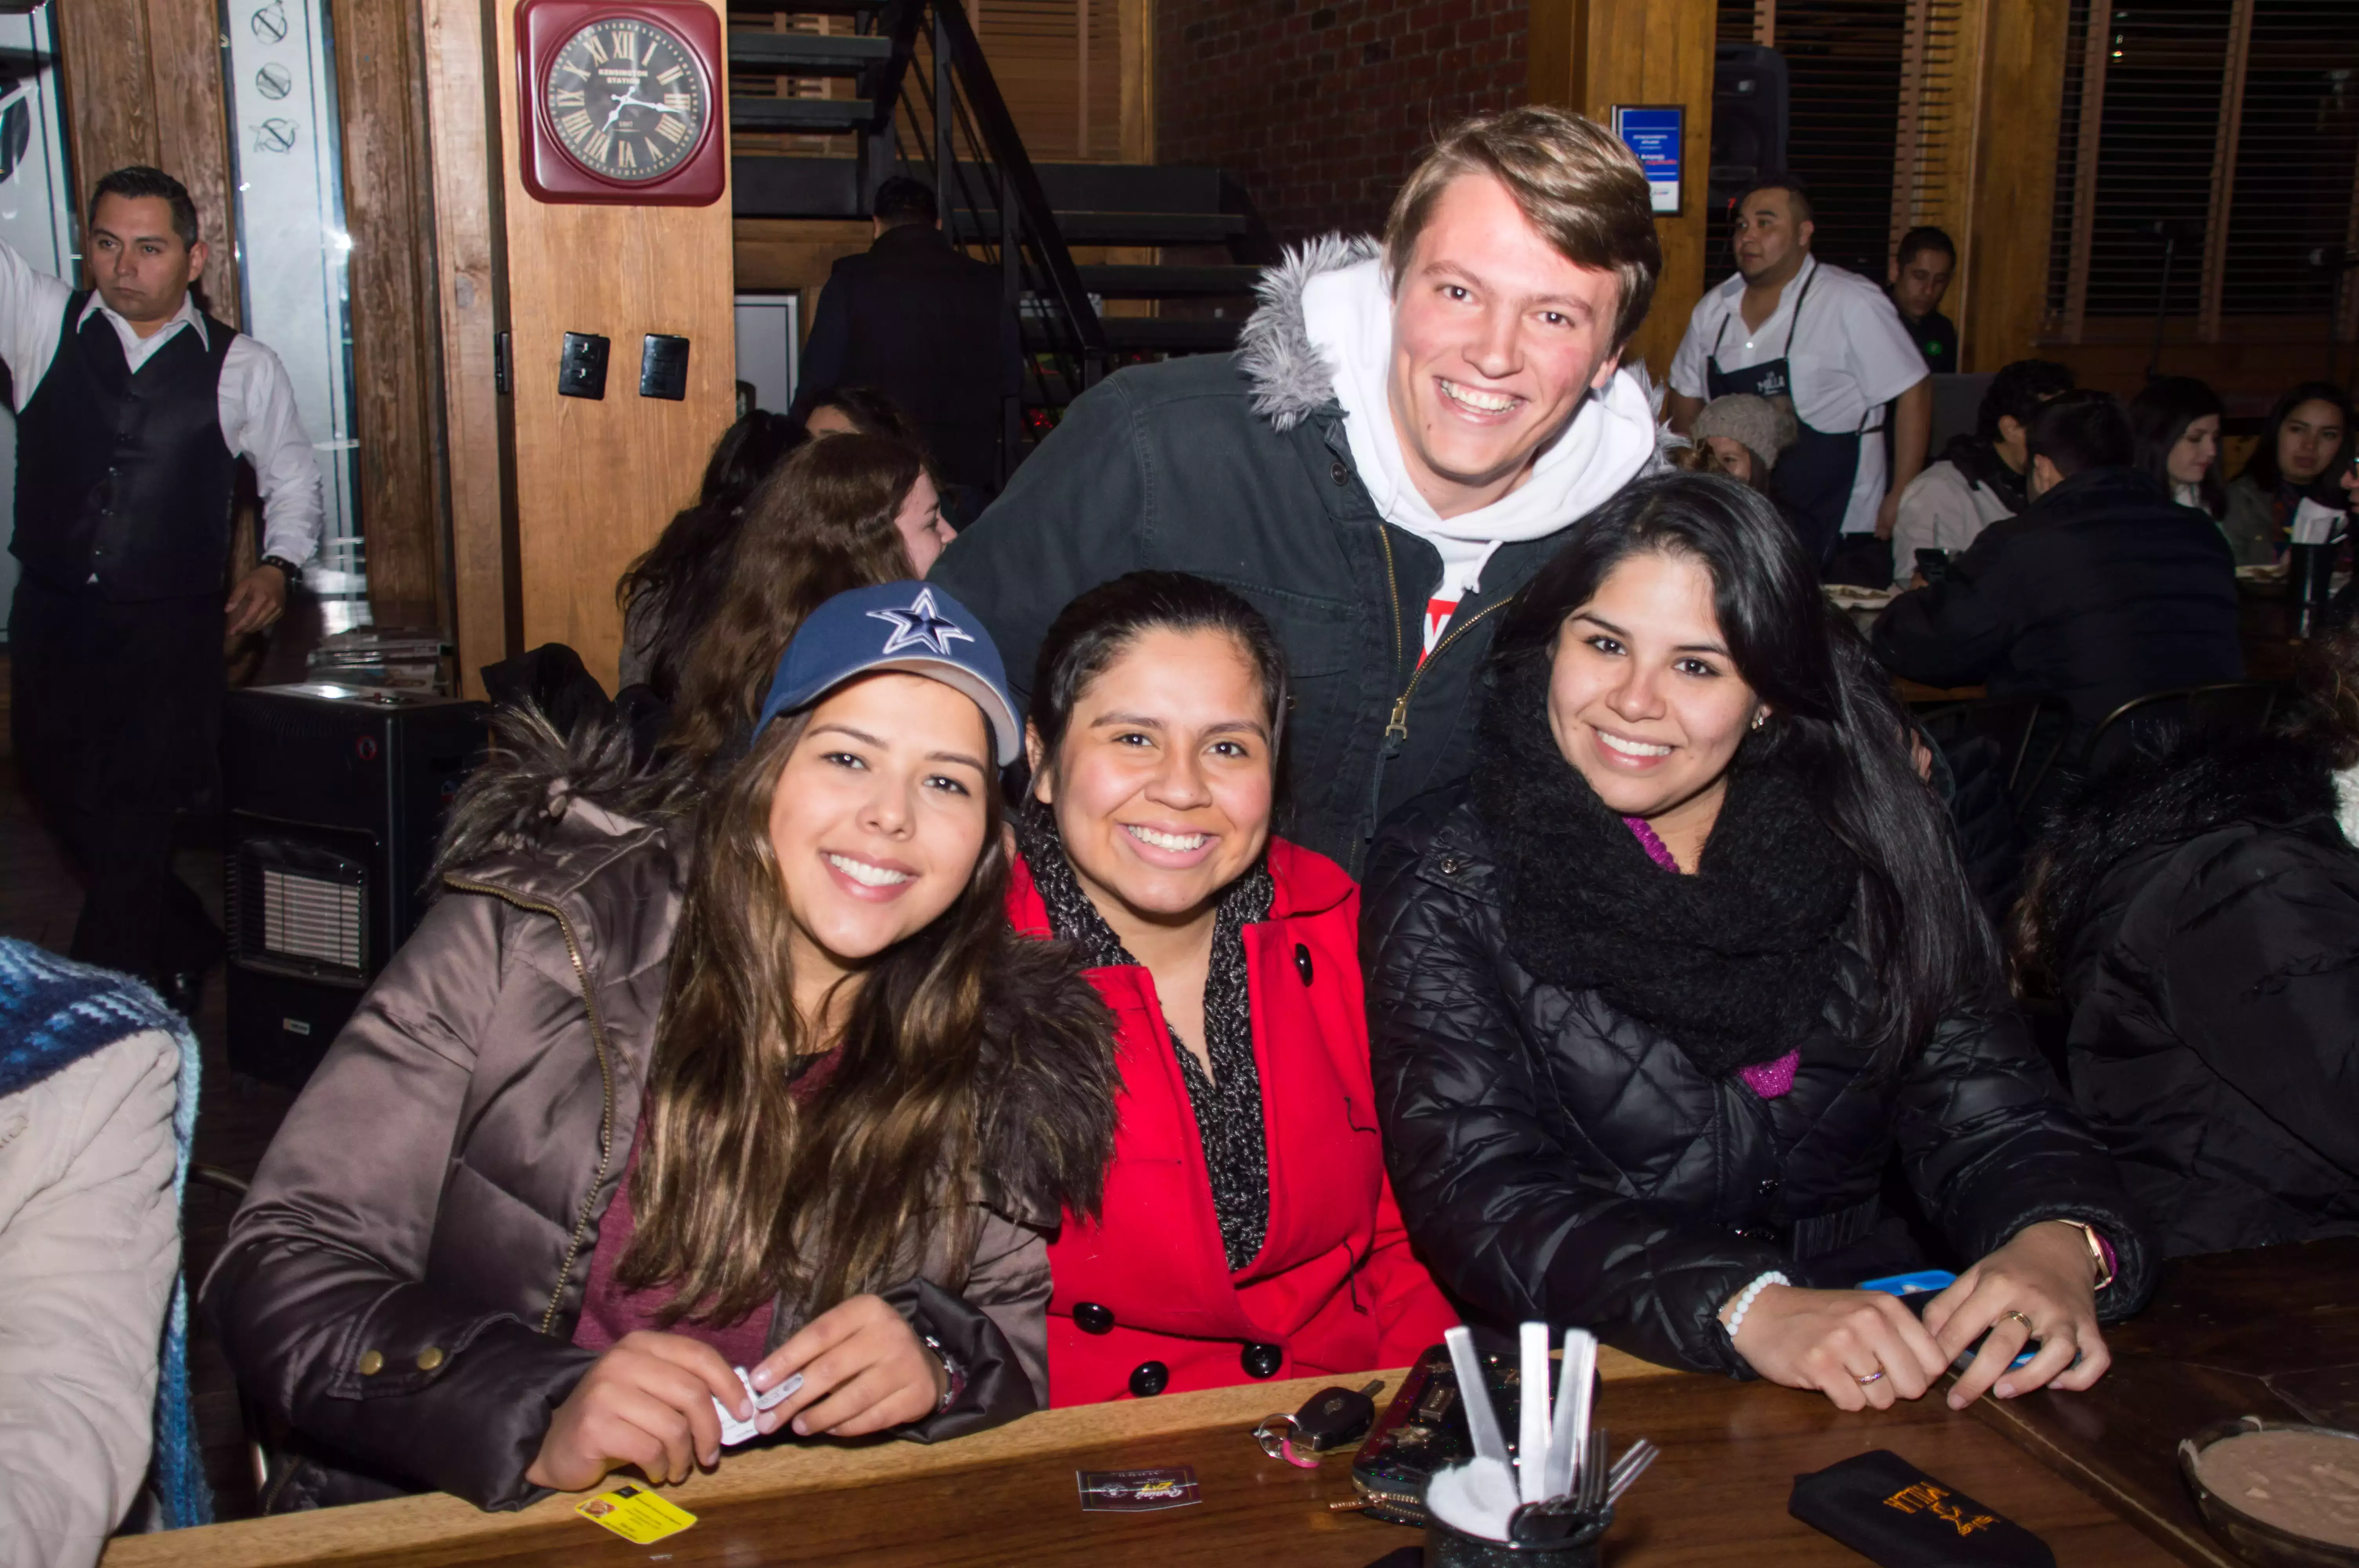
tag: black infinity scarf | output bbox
[1472,655,1859,1079]
[1018,807,1274,1272]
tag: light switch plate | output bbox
[639,334,689,401]
[559,332,609,399]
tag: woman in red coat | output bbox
[1009,571,1458,1404]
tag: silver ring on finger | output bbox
[1854,1369,1886,1385]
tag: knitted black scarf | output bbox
[1472,657,1859,1078]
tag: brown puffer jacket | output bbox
[203,712,1120,1512]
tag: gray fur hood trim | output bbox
[430,705,692,891]
[1237,233,1381,431]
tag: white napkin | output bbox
[1427,1455,1523,1542]
[2293,497,2344,546]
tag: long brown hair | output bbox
[661,434,923,774]
[618,702,1028,1323]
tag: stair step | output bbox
[959,210,1247,246]
[727,33,892,73]
[1075,264,1263,298]
[732,96,874,133]
[1024,316,1240,353]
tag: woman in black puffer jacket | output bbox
[2017,623,2359,1259]
[1366,473,2152,1416]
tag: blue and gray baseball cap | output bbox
[755,581,1022,766]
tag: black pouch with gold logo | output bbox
[1789,1450,2056,1567]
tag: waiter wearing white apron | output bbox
[1668,180,1931,583]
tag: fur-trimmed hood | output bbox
[431,704,691,892]
[2028,730,2344,977]
[1233,232,1673,445]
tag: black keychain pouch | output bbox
[1788,1450,2056,1568]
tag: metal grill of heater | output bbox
[231,837,370,984]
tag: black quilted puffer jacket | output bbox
[1362,788,2155,1377]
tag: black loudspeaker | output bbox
[1712,45,1790,217]
[222,684,489,1086]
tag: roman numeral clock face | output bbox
[544,17,705,181]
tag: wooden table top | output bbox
[1976,1237,2359,1568]
[105,1345,2178,1568]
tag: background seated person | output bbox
[2016,616,2359,1259]
[1677,392,1795,494]
[2225,381,2353,563]
[660,434,955,780]
[1011,573,1456,1403]
[801,383,927,446]
[1890,359,2074,581]
[2129,376,2238,556]
[616,410,804,697]
[204,585,1118,1510]
[1367,472,2152,1412]
[0,940,202,1565]
[1872,389,2241,731]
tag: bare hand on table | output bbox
[527,1329,745,1492]
[1725,1283,1949,1411]
[1923,1220,2110,1408]
[749,1292,947,1439]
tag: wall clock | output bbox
[517,0,724,206]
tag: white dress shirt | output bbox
[0,238,323,568]
[1670,256,1929,535]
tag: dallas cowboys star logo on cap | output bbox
[867,586,976,657]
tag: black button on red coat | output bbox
[1129,1360,1170,1397]
[1073,1301,1115,1335]
[1241,1342,1285,1379]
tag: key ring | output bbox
[1252,1413,1320,1470]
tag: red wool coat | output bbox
[1009,840,1458,1406]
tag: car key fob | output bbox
[1294,1379,1384,1451]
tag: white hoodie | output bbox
[1300,254,1662,652]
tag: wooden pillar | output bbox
[422,0,517,699]
[1527,0,1717,383]
[488,0,738,691]
[338,0,450,628]
[53,0,241,324]
[1950,0,2070,368]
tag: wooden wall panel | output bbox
[1528,0,1718,383]
[493,0,739,691]
[422,0,517,699]
[1953,0,2067,369]
[54,0,242,325]
[337,0,449,625]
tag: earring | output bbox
[1750,712,1767,731]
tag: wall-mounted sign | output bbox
[1612,105,1683,216]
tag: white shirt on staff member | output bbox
[0,237,323,569]
[1668,254,1928,537]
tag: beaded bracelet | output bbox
[1723,1270,1791,1341]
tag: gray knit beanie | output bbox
[1690,394,1800,467]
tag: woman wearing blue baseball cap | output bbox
[205,582,1119,1511]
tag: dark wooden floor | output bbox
[0,757,296,1520]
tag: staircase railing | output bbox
[852,0,1109,468]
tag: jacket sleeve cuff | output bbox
[882,1278,1040,1443]
[298,1284,598,1511]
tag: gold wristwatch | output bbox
[2057,1220,2115,1290]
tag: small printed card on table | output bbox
[1077,1465,1202,1512]
[575,1482,699,1543]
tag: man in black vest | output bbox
[5,166,322,1010]
[791,176,1021,511]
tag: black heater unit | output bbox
[222,683,489,1086]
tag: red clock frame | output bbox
[516,0,726,207]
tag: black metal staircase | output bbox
[723,0,1278,453]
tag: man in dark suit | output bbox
[792,176,1022,508]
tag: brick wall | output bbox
[1156,0,1529,242]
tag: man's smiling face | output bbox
[1385,171,1627,519]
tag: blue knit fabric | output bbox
[0,938,214,1530]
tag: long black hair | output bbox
[617,411,807,696]
[2243,380,2355,495]
[1023,571,1291,802]
[1489,471,2003,1074]
[2129,376,2226,519]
